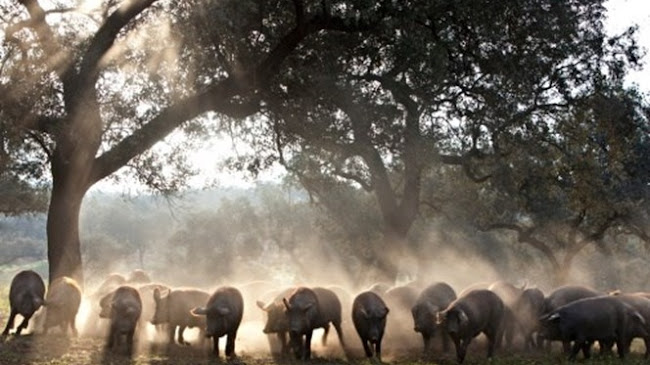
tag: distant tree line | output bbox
[2,181,649,291]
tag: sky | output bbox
[605,0,650,93]
[90,0,650,193]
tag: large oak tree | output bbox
[0,0,387,285]
[235,0,643,279]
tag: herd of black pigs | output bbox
[3,269,650,363]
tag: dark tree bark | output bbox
[47,178,87,285]
[280,83,425,282]
[45,85,102,285]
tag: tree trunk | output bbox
[553,249,580,287]
[46,177,87,287]
[552,264,571,286]
[47,115,97,287]
[372,223,412,285]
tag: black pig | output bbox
[257,287,295,355]
[191,286,243,357]
[512,287,545,349]
[92,273,126,300]
[540,285,600,352]
[352,291,389,359]
[488,281,525,348]
[411,282,457,353]
[602,293,650,357]
[43,276,82,336]
[543,285,600,314]
[101,285,142,355]
[151,287,209,345]
[538,295,645,360]
[2,270,46,336]
[313,287,345,348]
[437,289,505,363]
[283,286,346,360]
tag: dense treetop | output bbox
[0,0,647,284]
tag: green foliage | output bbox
[431,82,650,284]
[152,182,373,284]
[208,0,647,281]
[0,175,49,215]
[0,236,45,266]
[0,0,648,285]
[0,214,47,267]
[79,193,177,277]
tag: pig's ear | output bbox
[546,312,561,322]
[99,293,109,306]
[191,307,208,316]
[426,302,438,315]
[98,309,111,319]
[382,307,389,318]
[435,311,445,325]
[458,309,469,326]
[256,300,267,311]
[217,307,230,316]
[283,298,291,311]
[34,295,45,307]
[300,302,314,312]
[359,308,369,319]
[633,311,646,326]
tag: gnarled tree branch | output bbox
[91,8,385,184]
[482,222,560,271]
[74,0,158,93]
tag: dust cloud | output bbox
[62,224,646,360]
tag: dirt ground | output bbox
[0,323,367,365]
[4,332,650,365]
[2,320,650,365]
[5,334,650,365]
[0,329,468,365]
[0,333,284,365]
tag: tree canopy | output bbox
[0,0,647,284]
[1,0,391,284]
[462,84,650,284]
[228,0,646,278]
